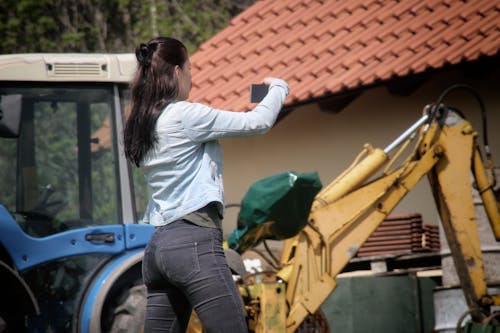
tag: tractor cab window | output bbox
[0,84,121,236]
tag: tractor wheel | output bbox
[109,284,147,333]
[0,316,6,332]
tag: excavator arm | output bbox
[275,104,500,332]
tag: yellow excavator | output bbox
[189,84,500,332]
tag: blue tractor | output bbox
[0,54,154,332]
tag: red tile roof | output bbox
[188,0,500,111]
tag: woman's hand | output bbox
[262,77,289,97]
[263,77,279,85]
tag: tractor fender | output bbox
[78,248,145,333]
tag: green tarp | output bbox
[227,171,322,253]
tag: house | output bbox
[188,0,500,238]
[187,2,500,330]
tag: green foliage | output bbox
[0,0,255,54]
[0,139,16,211]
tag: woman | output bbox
[123,36,289,333]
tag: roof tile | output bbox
[189,0,500,111]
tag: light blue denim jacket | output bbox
[141,79,289,226]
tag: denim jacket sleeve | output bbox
[180,78,289,142]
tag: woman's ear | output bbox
[174,65,181,78]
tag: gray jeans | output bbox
[142,220,248,333]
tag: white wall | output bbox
[220,67,500,238]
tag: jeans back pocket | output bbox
[158,235,200,285]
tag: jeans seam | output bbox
[213,235,247,332]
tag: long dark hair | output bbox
[124,36,188,167]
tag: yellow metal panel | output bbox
[285,274,336,333]
[249,282,287,333]
[472,148,500,240]
[430,121,487,311]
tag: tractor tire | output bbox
[0,316,6,333]
[109,284,147,333]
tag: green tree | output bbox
[0,0,255,54]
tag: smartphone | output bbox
[250,84,269,103]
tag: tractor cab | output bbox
[0,55,149,236]
[0,54,152,332]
